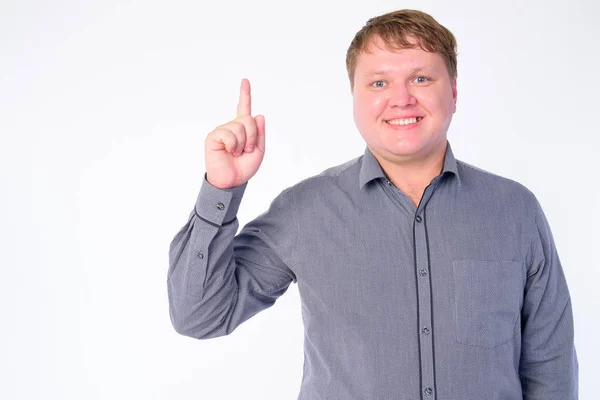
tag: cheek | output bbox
[421,91,454,120]
[372,97,385,113]
[354,93,386,122]
[438,96,456,121]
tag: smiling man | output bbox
[351,32,457,207]
[168,9,578,400]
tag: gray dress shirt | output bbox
[167,141,578,400]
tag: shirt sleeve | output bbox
[167,173,297,339]
[520,198,579,399]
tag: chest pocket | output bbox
[453,260,524,348]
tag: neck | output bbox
[372,143,447,206]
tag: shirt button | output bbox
[424,387,433,396]
[415,215,422,223]
[198,253,204,260]
[387,180,392,186]
[419,269,428,277]
[216,202,225,210]
[422,327,430,335]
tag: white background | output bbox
[1,0,598,398]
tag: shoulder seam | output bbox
[456,159,501,179]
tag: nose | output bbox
[389,83,417,107]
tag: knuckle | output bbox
[220,129,235,143]
[207,127,225,142]
[229,121,244,133]
[228,130,238,142]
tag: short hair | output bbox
[346,9,458,91]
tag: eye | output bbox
[371,80,386,88]
[413,76,430,84]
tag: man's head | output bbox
[346,10,457,91]
[347,10,458,166]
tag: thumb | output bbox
[255,114,266,152]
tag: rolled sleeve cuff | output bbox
[195,173,248,226]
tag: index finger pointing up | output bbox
[236,78,251,118]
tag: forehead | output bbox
[356,35,444,74]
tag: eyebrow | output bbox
[364,67,428,76]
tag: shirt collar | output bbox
[359,140,461,189]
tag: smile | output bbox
[385,117,424,125]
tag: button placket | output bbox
[413,209,435,399]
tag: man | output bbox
[167,9,578,399]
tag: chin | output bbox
[385,140,426,157]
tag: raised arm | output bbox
[167,79,297,339]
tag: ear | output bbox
[451,76,458,113]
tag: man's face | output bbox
[352,35,457,165]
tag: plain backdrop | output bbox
[1,0,599,399]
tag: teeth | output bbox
[386,117,422,125]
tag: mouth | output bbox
[385,116,424,126]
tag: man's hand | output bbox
[205,78,266,189]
